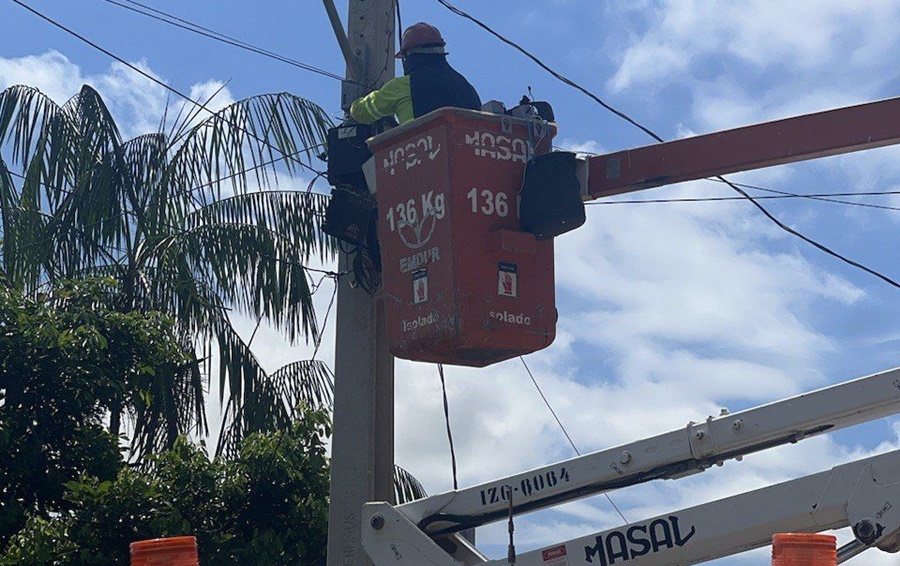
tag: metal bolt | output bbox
[694,430,705,440]
[619,451,632,465]
[853,519,878,545]
[370,514,385,530]
[732,419,743,431]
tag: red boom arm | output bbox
[587,96,900,199]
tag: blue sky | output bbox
[2,1,899,564]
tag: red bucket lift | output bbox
[368,108,558,367]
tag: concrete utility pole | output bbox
[325,2,396,566]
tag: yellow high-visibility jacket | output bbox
[349,76,414,125]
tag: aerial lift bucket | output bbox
[367,108,558,367]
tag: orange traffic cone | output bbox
[772,533,837,566]
[130,536,199,566]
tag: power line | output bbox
[721,175,898,289]
[436,0,900,291]
[434,0,662,143]
[311,277,339,362]
[519,356,579,453]
[519,356,629,524]
[98,0,358,86]
[586,190,900,211]
[708,180,900,212]
[437,363,459,491]
[11,0,335,250]
[9,0,324,180]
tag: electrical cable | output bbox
[519,356,579,454]
[711,179,900,211]
[434,0,662,143]
[246,316,264,347]
[437,363,459,490]
[586,191,900,211]
[362,0,400,93]
[1,167,138,262]
[719,175,899,289]
[519,356,629,524]
[507,487,517,565]
[98,0,360,86]
[8,0,324,180]
[436,0,900,290]
[310,276,339,362]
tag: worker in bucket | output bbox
[350,22,481,125]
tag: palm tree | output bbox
[0,84,335,456]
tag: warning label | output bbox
[542,545,568,565]
[498,262,518,298]
[413,269,428,304]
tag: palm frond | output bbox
[130,358,206,457]
[0,182,51,290]
[183,190,336,261]
[167,93,332,205]
[213,313,278,456]
[269,359,334,411]
[0,85,61,169]
[130,262,227,337]
[0,85,126,289]
[216,357,334,458]
[153,222,318,343]
[394,466,428,504]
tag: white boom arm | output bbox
[362,366,900,565]
[400,367,900,536]
[363,448,900,565]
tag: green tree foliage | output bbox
[0,84,336,456]
[0,279,188,545]
[2,414,331,566]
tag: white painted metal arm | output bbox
[398,367,900,535]
[484,448,900,566]
[364,449,900,566]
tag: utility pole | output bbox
[325,2,396,566]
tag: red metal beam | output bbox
[587,96,900,199]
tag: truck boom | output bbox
[363,366,900,565]
[400,367,900,535]
[364,447,900,565]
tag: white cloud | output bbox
[609,0,900,95]
[0,51,85,103]
[0,51,235,141]
[189,80,236,114]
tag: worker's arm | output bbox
[350,76,413,124]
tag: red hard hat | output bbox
[396,22,446,58]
